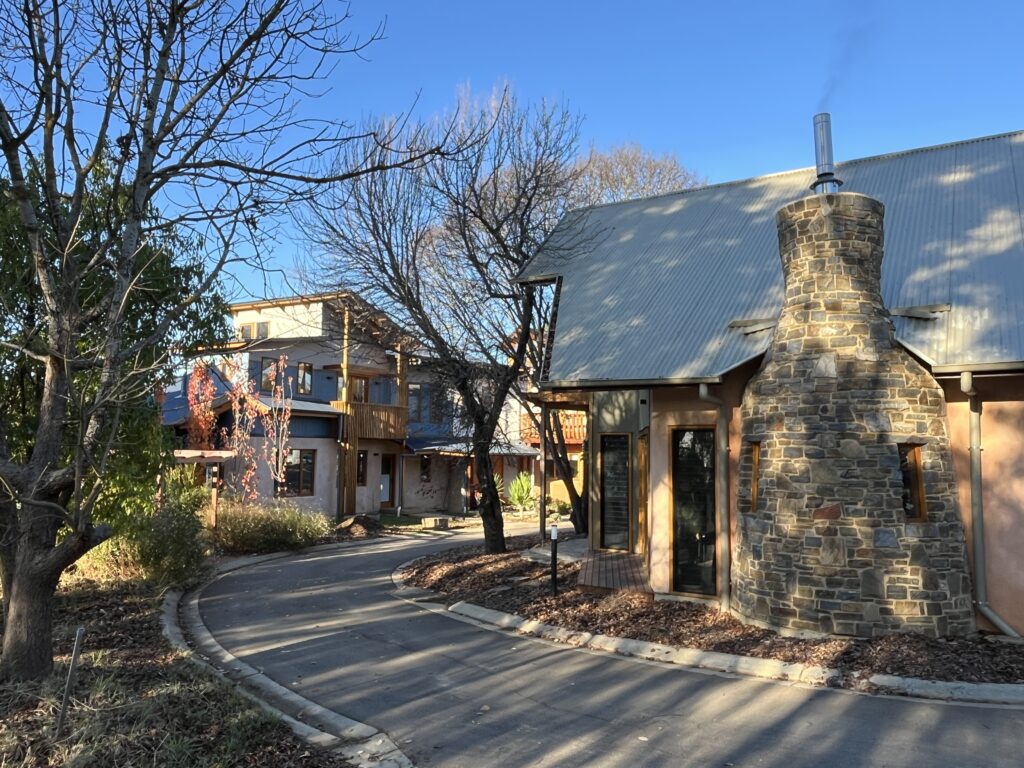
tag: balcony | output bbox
[332,400,408,441]
[520,410,587,445]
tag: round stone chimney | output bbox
[732,192,975,638]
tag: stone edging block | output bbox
[446,601,837,686]
[425,592,1024,704]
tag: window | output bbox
[297,362,313,395]
[356,450,368,486]
[420,455,432,482]
[408,383,425,421]
[281,449,315,497]
[349,376,369,403]
[599,434,631,550]
[898,444,927,521]
[260,357,277,392]
[256,321,270,339]
[238,322,255,340]
[546,458,576,477]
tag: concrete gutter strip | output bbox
[162,541,416,768]
[868,674,1024,705]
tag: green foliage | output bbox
[545,497,573,520]
[507,472,536,513]
[212,502,330,554]
[74,467,208,586]
[492,472,505,499]
[133,473,208,586]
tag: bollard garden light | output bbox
[550,523,558,596]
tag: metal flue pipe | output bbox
[811,113,842,194]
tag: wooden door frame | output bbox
[637,428,649,556]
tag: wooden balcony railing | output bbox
[520,410,587,445]
[332,401,408,441]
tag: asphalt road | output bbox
[199,530,1024,768]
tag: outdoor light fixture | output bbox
[549,523,559,596]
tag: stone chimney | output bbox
[732,192,975,638]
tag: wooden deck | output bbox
[578,550,653,600]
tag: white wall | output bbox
[232,302,324,339]
[227,436,338,519]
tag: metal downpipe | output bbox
[699,383,731,613]
[960,372,1020,637]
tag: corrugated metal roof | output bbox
[521,130,1024,385]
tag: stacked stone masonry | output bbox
[732,192,975,638]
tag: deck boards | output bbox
[577,550,653,599]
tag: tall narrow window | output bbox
[420,455,432,482]
[599,434,630,550]
[297,362,313,395]
[898,444,927,521]
[260,357,277,392]
[281,449,315,496]
[408,383,424,421]
[356,450,368,486]
[349,376,369,403]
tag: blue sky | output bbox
[246,0,1024,297]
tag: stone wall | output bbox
[732,193,975,638]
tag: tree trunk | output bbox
[0,558,61,682]
[546,411,587,535]
[474,447,506,553]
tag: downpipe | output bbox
[960,372,1020,637]
[699,384,731,613]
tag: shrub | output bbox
[507,472,536,514]
[72,467,208,587]
[213,501,331,554]
[134,493,207,586]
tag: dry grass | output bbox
[0,574,355,767]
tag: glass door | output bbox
[671,428,716,594]
[380,454,394,506]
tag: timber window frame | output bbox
[281,449,315,497]
[898,443,928,521]
[260,357,277,392]
[297,362,313,395]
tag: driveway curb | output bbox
[391,560,1024,706]
[162,540,415,768]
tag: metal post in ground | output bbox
[550,523,559,596]
[55,626,85,739]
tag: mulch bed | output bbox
[0,577,357,767]
[402,536,1024,687]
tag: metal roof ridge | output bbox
[565,128,1024,216]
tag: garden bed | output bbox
[402,537,1024,687]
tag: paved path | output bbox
[199,531,1024,768]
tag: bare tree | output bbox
[572,142,706,207]
[0,0,447,682]
[308,89,583,553]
